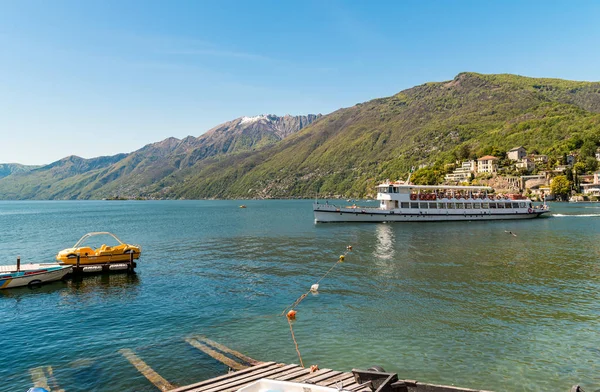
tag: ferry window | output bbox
[393,187,399,193]
[401,202,409,209]
[447,202,455,209]
[420,202,428,209]
[519,202,525,208]
[473,203,481,209]
[456,203,464,209]
[465,203,472,209]
[482,203,489,209]
[437,202,445,209]
[429,202,437,209]
[497,203,505,209]
[411,202,419,209]
[489,203,497,208]
[512,203,519,209]
[528,202,532,208]
[388,186,394,193]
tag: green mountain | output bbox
[0,114,320,199]
[160,72,600,199]
[1,73,599,200]
[0,163,41,179]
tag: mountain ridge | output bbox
[162,72,600,199]
[1,72,600,200]
[0,113,321,199]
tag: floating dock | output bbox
[70,252,137,276]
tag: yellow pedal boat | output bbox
[56,232,141,265]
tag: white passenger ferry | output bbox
[313,182,550,223]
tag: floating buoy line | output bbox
[281,245,353,369]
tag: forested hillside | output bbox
[163,72,600,199]
[1,73,599,200]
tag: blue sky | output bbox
[1,0,599,165]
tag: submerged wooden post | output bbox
[128,252,134,273]
[17,256,20,272]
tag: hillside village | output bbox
[437,146,600,201]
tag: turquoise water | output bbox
[0,200,599,392]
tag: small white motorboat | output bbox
[0,263,72,289]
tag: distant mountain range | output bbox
[0,114,321,199]
[0,163,41,179]
[1,72,600,200]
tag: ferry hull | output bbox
[313,205,549,223]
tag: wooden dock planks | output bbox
[29,365,65,392]
[193,336,260,366]
[120,348,175,392]
[171,362,370,392]
[185,338,247,371]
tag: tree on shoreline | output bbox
[550,175,571,201]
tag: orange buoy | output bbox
[287,310,297,320]
[346,245,352,250]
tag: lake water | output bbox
[1,200,598,392]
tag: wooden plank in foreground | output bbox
[174,360,498,392]
[120,348,175,392]
[169,362,279,392]
[195,336,260,365]
[292,368,335,382]
[320,373,356,387]
[29,367,51,391]
[178,363,300,392]
[304,370,344,384]
[204,364,302,392]
[185,338,247,371]
[29,365,65,392]
[272,367,312,381]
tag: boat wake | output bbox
[552,213,600,217]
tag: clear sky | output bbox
[1,0,599,165]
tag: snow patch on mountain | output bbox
[240,115,269,124]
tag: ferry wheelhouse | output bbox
[313,182,549,223]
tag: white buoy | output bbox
[310,283,319,292]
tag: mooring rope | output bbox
[280,246,352,316]
[281,246,353,367]
[287,316,304,368]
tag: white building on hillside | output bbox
[444,160,476,182]
[477,156,498,174]
[581,171,600,196]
